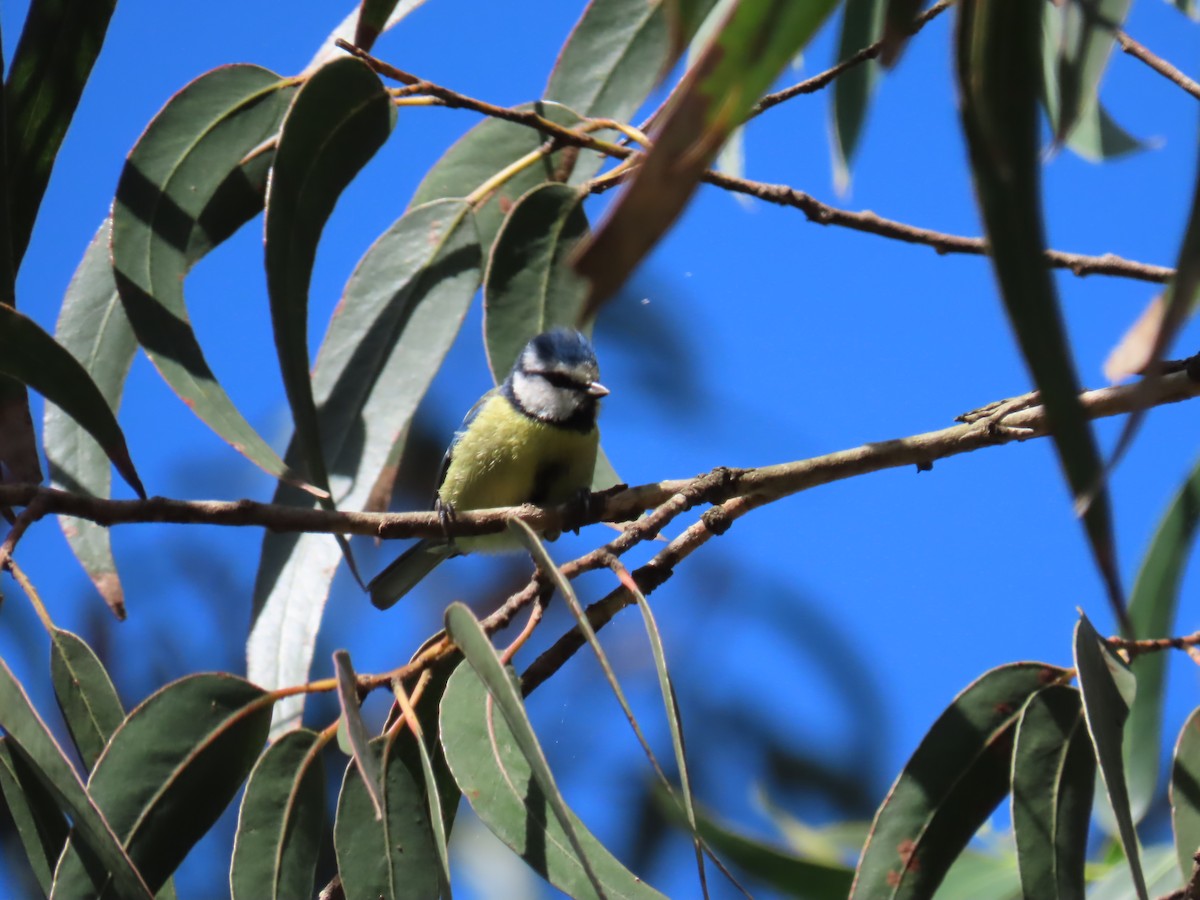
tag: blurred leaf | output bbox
[230,728,325,900]
[0,303,144,498]
[850,661,1068,899]
[1087,844,1181,900]
[265,56,394,499]
[1073,614,1147,900]
[440,654,667,899]
[410,102,589,251]
[333,651,383,820]
[353,0,429,50]
[1040,0,1133,146]
[332,735,440,900]
[0,737,69,894]
[52,673,273,897]
[4,0,116,268]
[248,200,479,734]
[1171,707,1200,882]
[576,0,839,316]
[484,182,590,380]
[880,0,928,67]
[1123,457,1200,826]
[45,220,134,616]
[0,657,152,899]
[658,789,851,899]
[1065,101,1148,163]
[1170,0,1200,19]
[110,65,305,491]
[832,0,886,189]
[664,0,724,61]
[546,0,668,125]
[0,377,41,485]
[957,0,1125,628]
[1011,685,1094,900]
[49,628,125,772]
[935,848,1021,900]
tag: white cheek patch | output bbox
[511,370,580,422]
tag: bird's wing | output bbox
[431,386,500,505]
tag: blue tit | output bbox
[369,327,609,609]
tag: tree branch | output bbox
[334,41,1173,287]
[2,361,1196,550]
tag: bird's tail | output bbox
[369,540,454,609]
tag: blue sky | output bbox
[3,1,1200,897]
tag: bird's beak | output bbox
[587,381,610,397]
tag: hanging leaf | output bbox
[831,0,886,189]
[484,182,591,380]
[1171,707,1200,882]
[332,734,441,900]
[333,651,384,820]
[0,737,69,894]
[247,201,479,734]
[0,658,152,899]
[575,0,840,316]
[1011,685,1094,900]
[1073,614,1147,900]
[1122,456,1200,825]
[353,0,430,50]
[4,0,116,268]
[850,661,1068,898]
[45,220,134,616]
[51,674,273,897]
[440,654,667,899]
[956,0,1125,629]
[0,303,144,498]
[230,728,325,900]
[110,65,308,491]
[264,55,395,498]
[49,628,125,772]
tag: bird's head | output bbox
[505,328,608,430]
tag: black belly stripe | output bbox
[531,460,569,505]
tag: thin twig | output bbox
[1116,29,1200,102]
[335,39,1173,287]
[749,0,954,118]
[1,362,1198,543]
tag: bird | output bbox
[369,327,609,609]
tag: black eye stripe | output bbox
[535,370,585,390]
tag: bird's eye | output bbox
[538,371,585,391]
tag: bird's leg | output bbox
[435,495,460,551]
[562,487,603,537]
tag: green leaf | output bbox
[49,628,125,773]
[51,673,273,897]
[110,65,306,491]
[1065,101,1148,162]
[0,302,144,498]
[663,0,724,62]
[230,728,325,900]
[265,56,394,500]
[484,182,591,380]
[44,220,134,617]
[0,737,69,894]
[850,661,1069,899]
[332,735,441,900]
[880,0,928,67]
[656,788,852,899]
[935,848,1022,900]
[0,657,152,899]
[1073,614,1147,900]
[1041,0,1133,146]
[1171,707,1200,882]
[247,200,479,733]
[1011,685,1094,900]
[353,0,429,50]
[4,0,116,268]
[956,0,1125,627]
[409,102,589,251]
[333,651,383,820]
[1123,456,1200,826]
[439,655,667,899]
[575,0,839,315]
[832,0,886,188]
[545,0,669,126]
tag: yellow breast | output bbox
[438,394,599,553]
